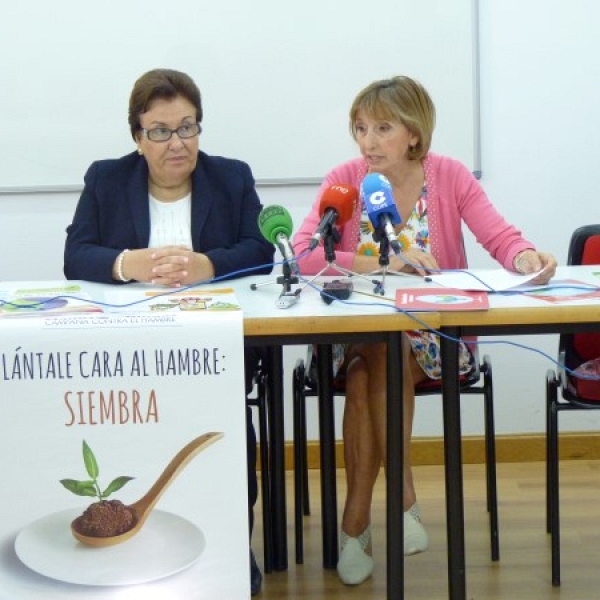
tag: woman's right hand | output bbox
[391,248,439,277]
[114,248,157,284]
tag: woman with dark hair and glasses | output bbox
[64,68,273,596]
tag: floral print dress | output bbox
[331,183,473,380]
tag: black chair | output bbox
[292,345,498,566]
[246,359,273,573]
[546,224,600,586]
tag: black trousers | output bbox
[244,347,262,536]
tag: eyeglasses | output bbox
[140,122,202,142]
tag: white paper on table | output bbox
[427,268,542,292]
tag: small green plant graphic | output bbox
[60,440,134,501]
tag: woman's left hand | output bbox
[514,250,557,285]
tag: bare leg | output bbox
[338,337,429,582]
[341,352,382,537]
[341,337,428,533]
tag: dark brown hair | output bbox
[128,69,202,140]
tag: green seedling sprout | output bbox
[60,440,134,501]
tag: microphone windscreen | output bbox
[361,172,392,197]
[360,173,401,227]
[258,205,294,244]
[318,184,358,225]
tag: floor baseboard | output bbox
[273,431,600,470]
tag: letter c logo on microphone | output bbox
[368,191,386,206]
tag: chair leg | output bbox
[547,371,561,586]
[482,357,499,561]
[293,362,307,564]
[545,372,553,535]
[316,344,339,569]
[256,375,273,574]
[300,395,310,516]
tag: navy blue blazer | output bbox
[64,151,274,284]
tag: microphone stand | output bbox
[250,260,301,308]
[302,224,378,288]
[366,228,407,295]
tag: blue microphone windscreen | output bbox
[360,173,401,228]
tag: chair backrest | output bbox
[560,226,600,401]
[564,226,600,367]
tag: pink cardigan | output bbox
[293,153,535,275]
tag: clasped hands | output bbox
[120,246,215,287]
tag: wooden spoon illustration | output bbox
[71,431,224,547]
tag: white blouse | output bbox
[148,193,193,249]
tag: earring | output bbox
[137,147,143,156]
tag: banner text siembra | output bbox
[1,346,225,426]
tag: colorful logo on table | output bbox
[417,294,474,304]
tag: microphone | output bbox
[308,184,358,250]
[258,205,300,275]
[360,173,402,254]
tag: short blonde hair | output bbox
[349,76,435,161]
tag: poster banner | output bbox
[0,297,249,600]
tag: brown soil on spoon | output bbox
[72,499,136,538]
